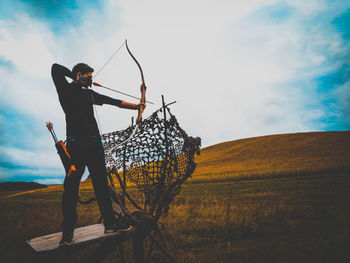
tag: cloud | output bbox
[0,56,15,70]
[0,145,60,168]
[0,0,350,183]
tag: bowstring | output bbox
[93,40,126,80]
[91,40,127,135]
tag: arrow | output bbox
[93,82,155,105]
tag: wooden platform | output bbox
[26,224,132,252]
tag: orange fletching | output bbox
[93,82,103,87]
[46,121,53,131]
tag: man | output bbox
[51,63,144,245]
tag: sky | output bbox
[0,0,349,184]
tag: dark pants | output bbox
[61,137,116,234]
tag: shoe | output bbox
[104,222,132,234]
[59,232,73,246]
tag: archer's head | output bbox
[72,63,94,87]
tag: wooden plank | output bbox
[26,224,133,252]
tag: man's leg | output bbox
[86,139,116,227]
[61,164,85,235]
[60,140,85,244]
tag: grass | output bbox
[1,172,349,262]
[161,172,350,262]
[1,131,350,262]
[190,131,350,183]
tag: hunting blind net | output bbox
[101,105,201,220]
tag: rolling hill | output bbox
[190,131,350,183]
[1,131,350,262]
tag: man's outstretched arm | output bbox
[91,91,145,110]
[119,101,144,110]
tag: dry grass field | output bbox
[1,131,349,262]
[190,131,350,183]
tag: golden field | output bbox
[1,131,349,262]
[190,131,350,183]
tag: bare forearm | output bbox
[119,101,138,110]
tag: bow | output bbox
[125,39,146,125]
[111,40,146,147]
[95,39,147,149]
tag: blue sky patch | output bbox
[0,56,15,70]
[0,105,48,182]
[332,8,350,40]
[314,65,350,130]
[316,70,346,93]
[0,104,43,149]
[252,2,293,23]
[0,0,102,34]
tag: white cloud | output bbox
[0,0,349,183]
[285,0,327,16]
[0,145,60,168]
[109,0,344,145]
[0,15,56,78]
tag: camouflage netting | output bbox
[101,105,201,220]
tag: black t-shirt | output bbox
[51,63,122,138]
